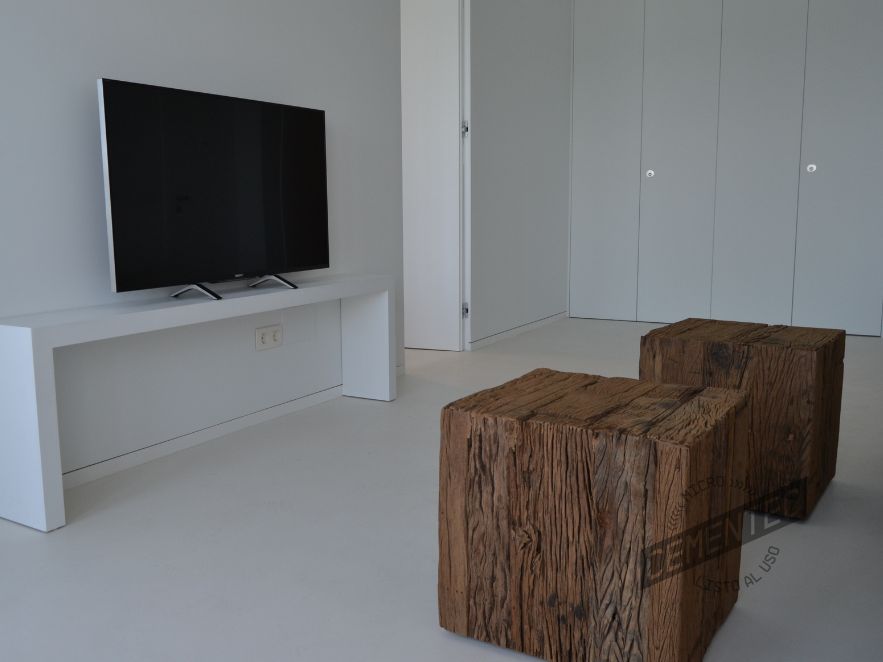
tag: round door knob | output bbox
[806,164,818,173]
[646,170,655,178]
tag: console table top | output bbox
[0,273,394,347]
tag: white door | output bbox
[467,0,572,343]
[401,0,465,350]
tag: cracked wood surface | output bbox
[640,318,845,518]
[438,369,748,662]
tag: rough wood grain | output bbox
[439,369,748,662]
[640,319,845,518]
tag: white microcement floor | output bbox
[1,318,881,661]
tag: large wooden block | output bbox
[439,369,749,662]
[640,318,845,519]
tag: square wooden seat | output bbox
[640,318,845,519]
[438,369,749,662]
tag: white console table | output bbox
[0,274,396,532]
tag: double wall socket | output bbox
[255,324,283,351]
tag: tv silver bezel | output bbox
[97,78,120,292]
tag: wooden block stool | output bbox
[640,319,845,519]
[439,369,749,662]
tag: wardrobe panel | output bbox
[569,0,645,321]
[793,0,883,335]
[637,0,722,323]
[711,0,807,325]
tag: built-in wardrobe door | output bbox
[569,0,645,321]
[711,0,807,325]
[637,0,722,323]
[793,0,883,335]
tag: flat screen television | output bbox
[98,78,329,295]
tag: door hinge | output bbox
[461,120,470,137]
[462,303,470,319]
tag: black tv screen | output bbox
[98,79,329,293]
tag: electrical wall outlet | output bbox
[255,324,283,351]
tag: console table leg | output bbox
[341,289,396,401]
[0,330,65,532]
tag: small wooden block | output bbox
[640,318,845,519]
[438,369,749,662]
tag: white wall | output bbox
[0,1,403,469]
[401,0,463,351]
[468,0,573,343]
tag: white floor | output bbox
[2,318,882,662]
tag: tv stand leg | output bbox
[248,274,299,290]
[170,284,223,300]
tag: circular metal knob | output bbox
[806,164,817,173]
[646,169,655,178]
